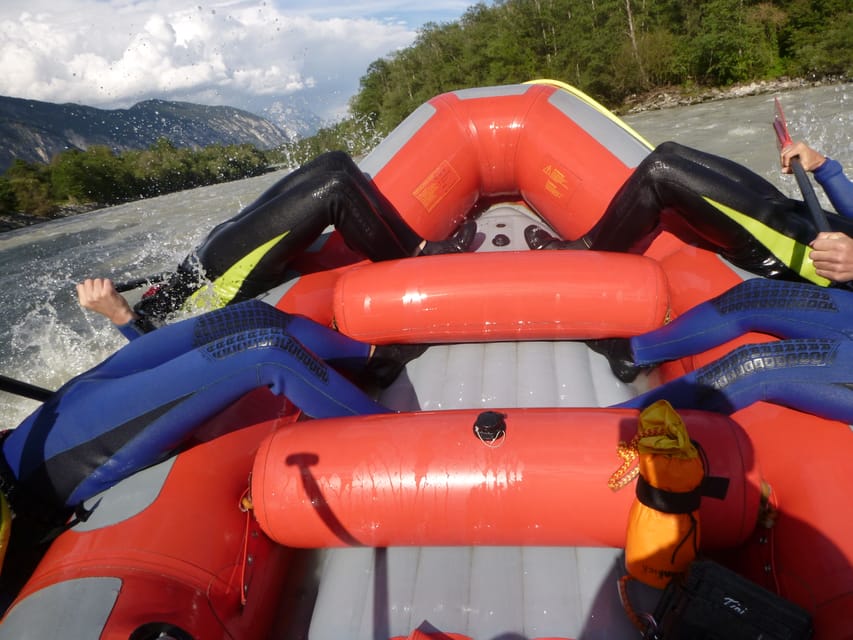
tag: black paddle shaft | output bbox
[790,158,832,233]
[773,97,832,235]
[113,272,172,293]
[0,374,52,402]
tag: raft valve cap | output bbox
[473,411,507,443]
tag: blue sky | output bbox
[0,0,474,121]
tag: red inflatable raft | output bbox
[3,81,851,640]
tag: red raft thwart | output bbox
[333,251,670,344]
[251,408,761,549]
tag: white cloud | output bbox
[0,0,470,120]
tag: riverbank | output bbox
[616,76,847,114]
[0,203,101,233]
[2,76,847,233]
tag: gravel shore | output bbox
[0,204,100,232]
[617,76,846,114]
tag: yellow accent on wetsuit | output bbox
[703,196,830,286]
[184,230,291,311]
[0,492,10,571]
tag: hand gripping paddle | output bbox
[773,97,831,233]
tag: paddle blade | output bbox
[773,97,792,150]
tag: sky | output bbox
[0,0,473,122]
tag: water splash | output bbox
[0,170,289,426]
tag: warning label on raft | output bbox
[542,164,569,199]
[413,160,462,212]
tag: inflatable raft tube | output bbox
[0,412,291,640]
[361,83,651,242]
[251,407,761,550]
[333,250,670,343]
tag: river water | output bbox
[1,83,850,426]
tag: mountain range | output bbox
[0,95,323,173]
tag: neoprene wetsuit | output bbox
[618,338,853,423]
[584,142,853,286]
[138,151,424,318]
[814,157,853,216]
[631,279,853,364]
[616,280,853,424]
[0,300,388,522]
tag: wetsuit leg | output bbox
[195,151,420,275]
[586,142,850,282]
[94,300,371,374]
[198,301,381,378]
[138,151,423,316]
[617,339,853,424]
[163,299,372,370]
[2,302,389,515]
[649,142,788,198]
[232,151,422,254]
[631,279,853,365]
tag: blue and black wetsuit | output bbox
[0,300,424,604]
[617,280,853,423]
[618,338,853,423]
[630,279,853,364]
[584,142,853,287]
[0,300,388,522]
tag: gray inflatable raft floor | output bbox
[270,205,664,639]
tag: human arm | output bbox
[77,278,154,340]
[782,142,853,218]
[809,232,853,283]
[813,159,853,219]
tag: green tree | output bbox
[51,146,135,204]
[0,178,18,215]
[691,0,753,84]
[4,159,55,216]
[781,0,853,77]
[125,138,197,197]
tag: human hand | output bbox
[781,141,827,174]
[77,278,137,325]
[809,232,853,283]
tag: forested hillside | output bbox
[349,0,851,137]
[0,97,291,174]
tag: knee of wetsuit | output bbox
[655,140,687,155]
[309,150,358,175]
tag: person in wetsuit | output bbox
[136,151,476,324]
[520,139,853,420]
[587,279,853,424]
[525,140,853,286]
[0,289,423,602]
